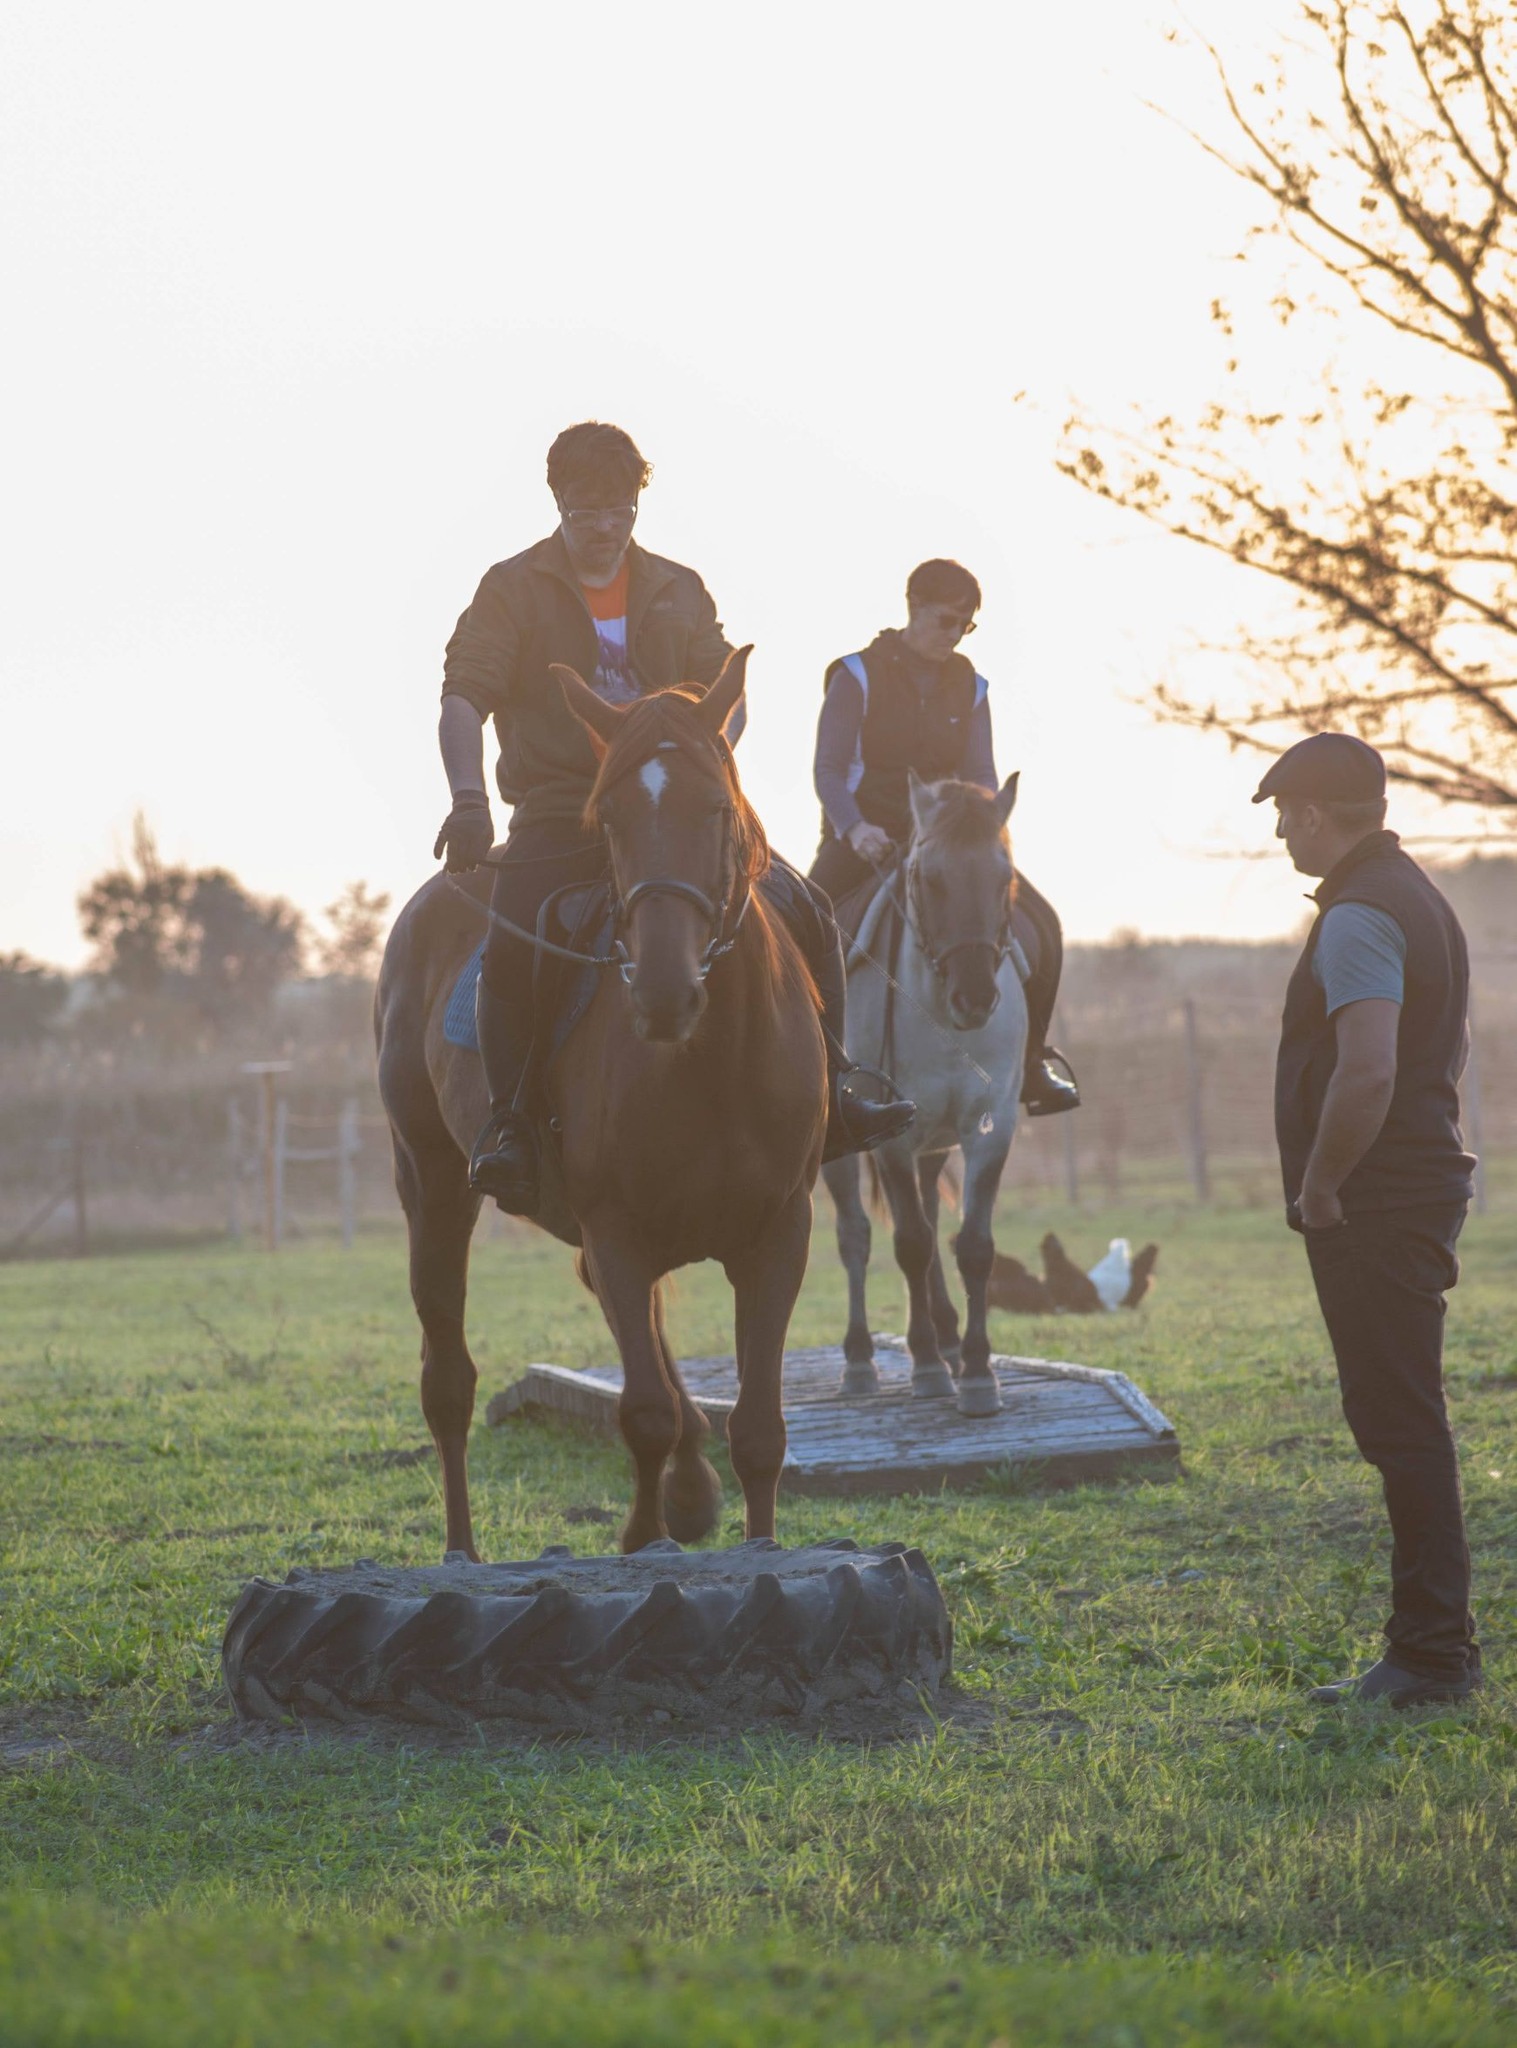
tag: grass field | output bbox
[2,1200,1515,2044]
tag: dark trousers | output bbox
[1303,1202,1477,1680]
[480,820,847,1105]
[808,833,1066,1067]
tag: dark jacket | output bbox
[442,533,733,825]
[1275,831,1475,1215]
[820,631,981,842]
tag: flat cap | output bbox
[1251,732,1386,805]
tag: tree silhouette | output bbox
[0,953,69,1046]
[314,881,392,980]
[78,815,304,1032]
[1060,1,1517,824]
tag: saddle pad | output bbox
[443,941,487,1050]
[441,889,617,1067]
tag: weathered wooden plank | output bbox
[486,1345,1179,1494]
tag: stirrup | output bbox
[468,1105,540,1211]
[1023,1045,1081,1118]
[825,1061,916,1163]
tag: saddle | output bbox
[442,882,614,1075]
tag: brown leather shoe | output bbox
[1309,1656,1482,1707]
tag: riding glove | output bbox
[433,792,495,872]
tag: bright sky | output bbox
[2,0,1399,967]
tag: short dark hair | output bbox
[906,558,982,614]
[546,422,652,504]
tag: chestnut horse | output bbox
[375,650,827,1558]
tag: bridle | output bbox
[901,847,1016,989]
[602,740,751,986]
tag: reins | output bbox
[445,876,625,969]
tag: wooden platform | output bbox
[486,1340,1179,1495]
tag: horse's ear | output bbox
[994,772,1020,828]
[696,644,751,741]
[908,768,937,833]
[552,664,623,755]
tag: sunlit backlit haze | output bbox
[4,1,1425,967]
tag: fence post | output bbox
[1054,1009,1080,1206]
[338,1098,359,1249]
[1464,1001,1487,1217]
[1182,999,1211,1204]
[273,1098,289,1250]
[71,1125,89,1258]
[227,1097,244,1242]
[239,1061,292,1252]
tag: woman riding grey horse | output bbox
[809,555,1078,1119]
[823,770,1029,1419]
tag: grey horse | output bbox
[822,770,1027,1418]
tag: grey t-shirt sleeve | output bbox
[814,664,866,838]
[1313,902,1407,1013]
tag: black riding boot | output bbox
[469,973,541,1214]
[784,874,916,1161]
[1015,874,1081,1118]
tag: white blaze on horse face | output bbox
[638,757,670,810]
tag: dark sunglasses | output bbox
[926,606,976,636]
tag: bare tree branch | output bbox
[1061,0,1517,832]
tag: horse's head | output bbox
[905,769,1020,1030]
[554,647,766,1044]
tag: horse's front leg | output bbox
[917,1151,962,1374]
[397,1133,484,1561]
[581,1219,680,1553]
[653,1286,723,1544]
[875,1141,955,1400]
[822,1156,879,1396]
[953,1123,1013,1418]
[725,1187,813,1541]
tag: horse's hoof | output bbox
[910,1364,957,1401]
[839,1360,882,1397]
[442,1549,482,1565]
[662,1457,723,1544]
[955,1375,1002,1418]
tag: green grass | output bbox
[2,1202,1515,2042]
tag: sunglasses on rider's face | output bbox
[925,606,976,636]
[560,502,639,531]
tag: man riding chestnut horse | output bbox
[433,420,914,1208]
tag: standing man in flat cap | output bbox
[1259,733,1480,1705]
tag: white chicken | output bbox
[1085,1237,1161,1311]
[1087,1238,1134,1313]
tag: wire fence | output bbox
[1,974,1512,1255]
[1000,988,1515,1216]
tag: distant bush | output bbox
[0,952,68,1047]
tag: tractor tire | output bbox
[222,1539,952,1730]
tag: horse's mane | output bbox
[917,780,1011,855]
